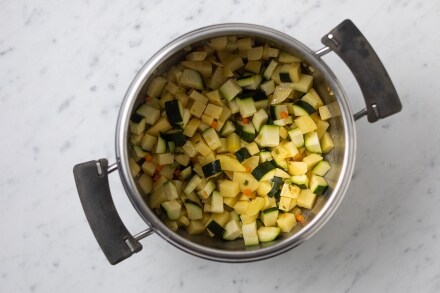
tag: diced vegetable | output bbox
[257,227,281,242]
[129,36,338,246]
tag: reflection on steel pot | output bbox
[73,20,401,265]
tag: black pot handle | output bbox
[73,159,142,265]
[321,19,402,122]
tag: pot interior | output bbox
[119,24,355,261]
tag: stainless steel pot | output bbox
[73,20,401,265]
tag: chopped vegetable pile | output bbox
[128,36,337,246]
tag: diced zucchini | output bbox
[297,189,316,209]
[303,153,323,170]
[278,51,301,63]
[263,60,278,80]
[137,174,153,194]
[154,136,166,154]
[220,120,236,137]
[206,219,225,237]
[201,159,222,178]
[243,74,263,90]
[271,146,288,171]
[161,200,181,220]
[261,207,279,227]
[197,180,216,199]
[136,104,161,125]
[320,132,335,154]
[242,221,259,246]
[149,186,167,209]
[312,160,331,176]
[267,176,283,197]
[185,199,203,220]
[141,133,157,152]
[224,55,244,72]
[277,213,297,233]
[235,121,256,142]
[236,74,256,87]
[147,76,167,98]
[219,79,242,101]
[309,174,328,195]
[236,97,257,118]
[164,99,184,126]
[130,114,146,135]
[260,80,275,95]
[319,102,340,120]
[223,220,242,241]
[245,142,260,156]
[288,128,305,148]
[207,36,228,50]
[290,175,309,189]
[247,46,264,60]
[235,147,251,163]
[293,74,313,93]
[255,125,279,148]
[257,226,281,242]
[279,196,292,211]
[304,131,322,153]
[181,61,212,78]
[292,100,315,116]
[187,220,205,235]
[279,63,301,82]
[241,213,259,224]
[184,175,202,195]
[269,104,289,120]
[302,89,324,110]
[280,183,300,199]
[146,117,172,136]
[210,191,224,213]
[180,69,204,90]
[251,161,276,181]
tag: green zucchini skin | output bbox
[268,176,283,198]
[165,100,183,126]
[207,220,225,237]
[293,100,315,115]
[202,159,222,178]
[161,130,186,147]
[131,113,144,123]
[235,147,251,163]
[251,161,276,181]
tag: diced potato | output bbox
[297,189,317,209]
[219,180,240,198]
[277,213,297,233]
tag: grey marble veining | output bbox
[1,0,440,292]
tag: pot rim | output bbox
[115,23,356,262]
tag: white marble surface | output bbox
[1,0,439,292]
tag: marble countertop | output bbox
[1,0,439,292]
